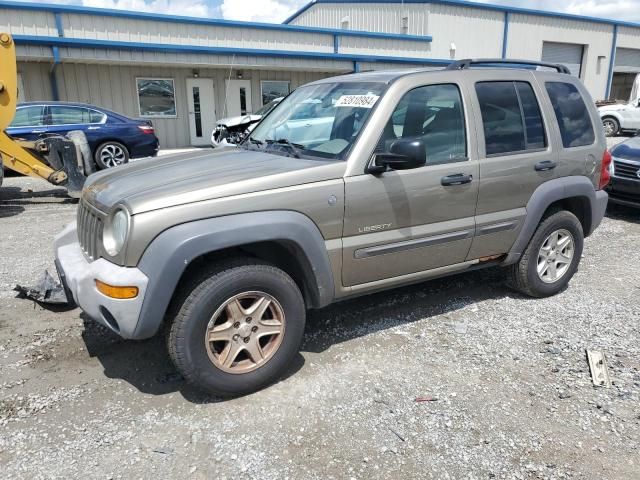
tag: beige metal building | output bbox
[286,0,640,103]
[2,0,640,148]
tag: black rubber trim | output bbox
[134,211,335,340]
[354,229,473,259]
[476,220,518,236]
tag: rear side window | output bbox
[475,81,547,156]
[545,82,595,148]
[50,106,92,125]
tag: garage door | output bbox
[614,48,640,73]
[541,42,584,77]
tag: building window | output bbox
[136,78,177,117]
[261,81,290,106]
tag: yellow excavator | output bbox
[0,32,88,197]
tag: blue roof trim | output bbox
[284,0,640,29]
[0,0,431,42]
[12,35,447,65]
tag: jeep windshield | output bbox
[246,82,386,160]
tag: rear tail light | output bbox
[599,150,612,190]
[138,125,155,135]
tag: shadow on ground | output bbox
[606,203,640,224]
[0,185,76,218]
[82,267,514,403]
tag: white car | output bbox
[599,74,640,137]
[211,97,283,147]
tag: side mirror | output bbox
[369,137,426,174]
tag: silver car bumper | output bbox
[54,222,149,339]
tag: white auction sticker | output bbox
[335,94,380,108]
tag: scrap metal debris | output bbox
[14,270,69,304]
[415,396,439,403]
[586,350,612,388]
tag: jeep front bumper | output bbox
[54,222,149,339]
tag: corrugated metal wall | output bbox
[61,13,334,53]
[292,3,430,36]
[290,3,504,59]
[16,61,336,148]
[506,14,613,98]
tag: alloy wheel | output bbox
[205,291,286,374]
[100,144,126,168]
[602,119,617,137]
[537,229,575,283]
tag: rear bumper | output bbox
[54,222,149,338]
[131,136,160,158]
[590,189,609,235]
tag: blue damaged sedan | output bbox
[6,101,159,169]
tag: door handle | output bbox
[87,126,100,130]
[441,173,473,186]
[31,129,45,133]
[535,160,557,171]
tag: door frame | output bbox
[225,79,252,117]
[186,77,216,146]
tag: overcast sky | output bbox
[17,0,640,24]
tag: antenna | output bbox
[222,54,235,119]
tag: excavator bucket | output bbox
[0,32,87,197]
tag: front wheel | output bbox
[167,261,306,397]
[506,211,584,298]
[602,117,620,137]
[95,141,129,169]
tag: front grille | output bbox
[77,200,104,261]
[614,160,640,181]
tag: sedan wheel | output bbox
[95,142,129,169]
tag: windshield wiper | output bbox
[248,137,263,146]
[265,138,305,158]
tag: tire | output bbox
[95,141,129,169]
[167,260,306,397]
[506,210,584,298]
[602,117,620,137]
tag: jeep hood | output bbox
[83,148,346,214]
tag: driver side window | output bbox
[377,84,467,165]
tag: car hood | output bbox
[612,136,640,161]
[216,114,261,128]
[83,148,345,214]
[598,103,630,113]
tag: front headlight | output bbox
[103,208,129,256]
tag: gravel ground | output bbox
[1,143,639,479]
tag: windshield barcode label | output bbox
[335,95,380,108]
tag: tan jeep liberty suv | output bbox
[53,59,611,396]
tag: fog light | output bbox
[95,280,138,299]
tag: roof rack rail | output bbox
[445,59,571,75]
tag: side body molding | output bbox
[134,211,335,339]
[503,176,608,265]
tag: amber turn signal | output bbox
[95,280,138,299]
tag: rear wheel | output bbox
[506,210,584,297]
[167,260,306,397]
[602,117,620,137]
[95,141,129,169]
